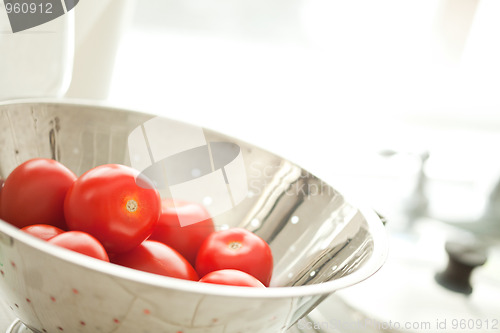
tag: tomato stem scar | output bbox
[126,199,138,212]
[228,241,242,250]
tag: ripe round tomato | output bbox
[48,231,109,262]
[21,224,65,241]
[112,240,199,281]
[195,228,273,286]
[149,198,215,266]
[199,269,265,288]
[64,164,161,254]
[0,158,76,229]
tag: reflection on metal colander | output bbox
[128,117,248,226]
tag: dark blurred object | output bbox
[435,240,487,294]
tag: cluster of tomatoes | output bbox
[0,158,273,288]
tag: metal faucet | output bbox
[379,149,430,228]
[450,176,500,241]
[380,148,500,241]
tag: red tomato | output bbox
[112,240,199,281]
[21,224,65,241]
[195,228,273,286]
[149,199,215,266]
[48,231,109,262]
[64,164,161,254]
[199,269,265,288]
[0,158,76,229]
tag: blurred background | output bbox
[79,0,500,233]
[2,0,500,331]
